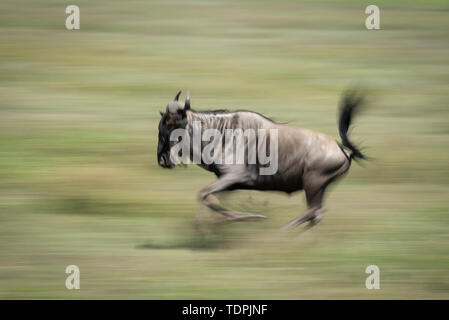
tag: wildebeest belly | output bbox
[230,173,304,194]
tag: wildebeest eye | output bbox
[164,116,174,127]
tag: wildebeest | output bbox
[157,90,367,229]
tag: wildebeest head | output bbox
[157,90,191,168]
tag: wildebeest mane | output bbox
[193,108,275,123]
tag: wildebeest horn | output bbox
[185,91,191,110]
[174,90,182,101]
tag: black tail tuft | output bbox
[338,89,367,160]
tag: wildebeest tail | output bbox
[338,89,367,160]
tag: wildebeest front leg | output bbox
[199,176,267,221]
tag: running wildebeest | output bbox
[157,90,367,229]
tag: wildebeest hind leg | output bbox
[199,176,267,221]
[282,177,326,230]
[282,206,319,230]
[303,159,351,229]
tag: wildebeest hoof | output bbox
[308,214,322,227]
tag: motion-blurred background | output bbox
[0,0,448,299]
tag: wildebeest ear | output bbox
[160,111,164,117]
[184,91,191,110]
[174,90,182,101]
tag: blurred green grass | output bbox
[0,0,448,299]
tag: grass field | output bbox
[0,0,448,299]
